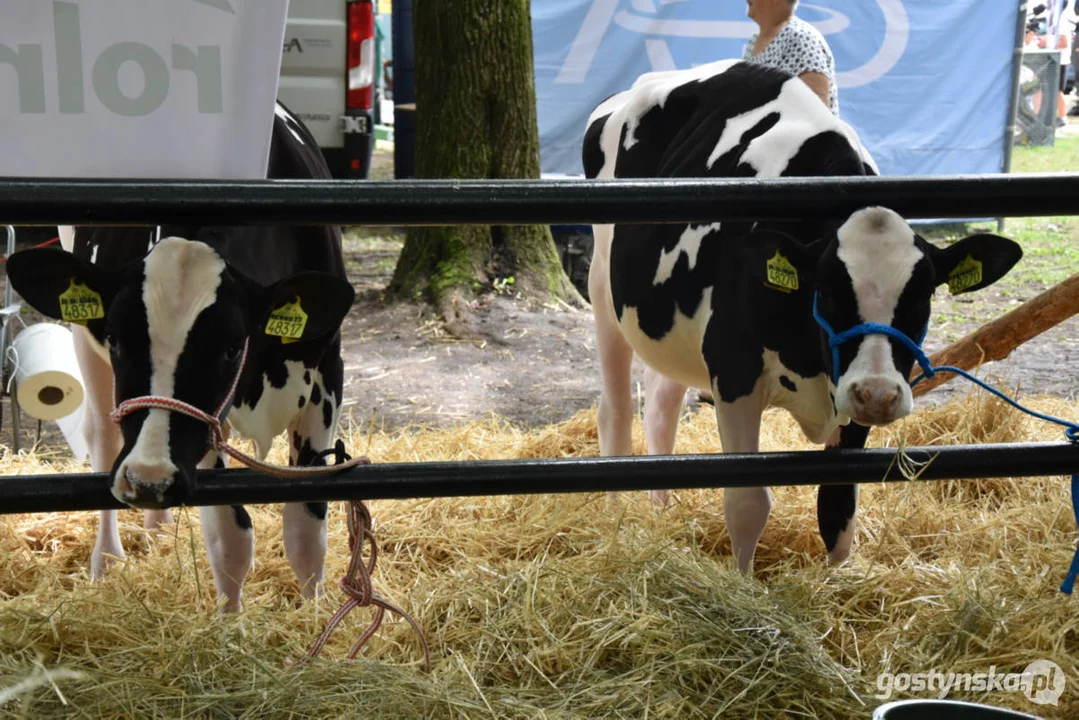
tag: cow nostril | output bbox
[851,384,871,405]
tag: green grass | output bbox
[1009,134,1079,173]
[926,139,1079,288]
[907,139,1079,341]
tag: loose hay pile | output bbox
[1,386,1078,718]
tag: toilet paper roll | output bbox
[11,323,85,421]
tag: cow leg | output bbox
[142,509,173,530]
[73,326,128,579]
[200,454,253,613]
[713,380,769,574]
[642,366,687,507]
[589,233,636,504]
[818,423,869,564]
[283,369,339,600]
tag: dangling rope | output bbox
[813,292,1079,594]
[110,340,431,664]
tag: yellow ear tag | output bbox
[765,251,799,293]
[58,278,104,325]
[947,254,983,294]
[265,296,308,344]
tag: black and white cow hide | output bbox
[5,102,355,611]
[583,60,1022,572]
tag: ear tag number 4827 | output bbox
[266,297,308,344]
[58,278,104,325]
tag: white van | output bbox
[278,0,377,179]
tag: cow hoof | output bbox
[217,597,243,614]
[605,491,622,506]
[300,579,324,602]
[89,548,126,581]
[650,489,670,507]
[827,546,853,565]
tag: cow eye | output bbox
[223,346,242,363]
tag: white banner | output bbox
[0,0,290,179]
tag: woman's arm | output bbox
[799,70,831,109]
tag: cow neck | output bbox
[109,337,371,480]
[811,291,931,386]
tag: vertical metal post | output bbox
[391,0,415,179]
[2,225,18,453]
[1,226,13,368]
[1001,0,1031,231]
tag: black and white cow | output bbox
[583,60,1022,572]
[5,103,355,611]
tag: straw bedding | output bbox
[1,383,1077,718]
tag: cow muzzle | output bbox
[113,458,191,509]
[107,339,250,510]
[838,375,912,426]
[812,292,929,427]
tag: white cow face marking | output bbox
[109,238,247,507]
[831,208,924,425]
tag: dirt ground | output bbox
[2,148,1077,453]
[337,232,1079,436]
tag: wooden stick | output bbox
[911,272,1079,397]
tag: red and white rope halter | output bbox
[107,335,430,669]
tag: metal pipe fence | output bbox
[0,173,1076,514]
[2,442,1077,514]
[2,173,1079,227]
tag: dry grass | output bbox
[1,382,1078,719]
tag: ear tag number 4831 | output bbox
[266,297,308,344]
[58,278,103,325]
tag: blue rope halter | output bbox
[811,291,1079,594]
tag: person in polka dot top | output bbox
[742,0,839,115]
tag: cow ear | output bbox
[259,272,355,344]
[926,233,1023,295]
[4,247,123,326]
[739,227,825,294]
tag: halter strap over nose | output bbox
[812,292,932,385]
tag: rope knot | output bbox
[297,496,431,670]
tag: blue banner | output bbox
[532,1,1021,178]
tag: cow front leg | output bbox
[589,236,636,505]
[283,371,341,600]
[142,508,173,530]
[818,423,869,564]
[72,325,128,580]
[642,366,688,507]
[200,454,253,612]
[714,380,768,574]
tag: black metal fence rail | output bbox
[0,172,1077,514]
[2,442,1077,514]
[2,173,1079,227]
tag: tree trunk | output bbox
[388,0,580,328]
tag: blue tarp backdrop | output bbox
[532,0,1021,178]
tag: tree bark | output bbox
[388,0,580,328]
[910,273,1079,397]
